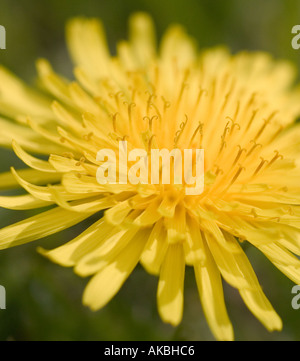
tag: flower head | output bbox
[0,13,300,341]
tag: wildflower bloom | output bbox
[0,13,300,341]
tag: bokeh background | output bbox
[0,0,300,341]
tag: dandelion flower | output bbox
[0,13,300,341]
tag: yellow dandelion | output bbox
[0,12,300,341]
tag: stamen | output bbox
[174,114,188,145]
[196,88,207,106]
[283,206,294,216]
[229,164,245,186]
[253,119,269,141]
[254,111,277,141]
[146,93,157,115]
[219,164,245,195]
[143,115,159,132]
[252,157,269,176]
[268,124,284,143]
[128,86,137,102]
[116,135,129,142]
[245,109,258,132]
[76,157,86,166]
[161,96,171,113]
[220,92,230,112]
[232,145,247,167]
[83,132,93,141]
[189,122,204,147]
[218,122,230,155]
[251,208,258,218]
[269,216,281,223]
[176,76,190,107]
[246,92,257,108]
[226,116,241,135]
[123,102,136,123]
[266,150,283,168]
[247,140,262,156]
[148,134,156,153]
[220,78,235,111]
[222,121,230,138]
[234,101,240,120]
[214,165,224,176]
[219,139,226,155]
[113,91,124,108]
[148,82,156,95]
[111,112,119,132]
[148,102,162,121]
[61,152,74,159]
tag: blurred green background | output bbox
[0,0,300,341]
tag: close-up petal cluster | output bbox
[0,13,300,341]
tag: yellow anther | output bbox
[61,152,74,159]
[232,145,247,166]
[253,157,269,176]
[247,140,262,156]
[266,150,284,168]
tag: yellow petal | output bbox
[206,231,262,290]
[140,220,168,275]
[164,204,186,243]
[129,12,156,67]
[0,65,53,120]
[0,194,51,210]
[82,228,149,310]
[0,117,62,154]
[38,219,113,267]
[36,59,72,105]
[0,206,92,250]
[258,243,300,284]
[10,167,83,202]
[51,101,84,133]
[0,168,62,190]
[117,41,137,71]
[12,140,57,173]
[278,224,300,255]
[157,190,181,218]
[48,186,116,213]
[62,172,106,194]
[133,197,162,226]
[74,227,140,277]
[157,243,185,326]
[104,200,132,226]
[160,25,197,69]
[201,219,241,252]
[73,66,100,95]
[49,154,86,173]
[66,17,110,79]
[239,288,282,332]
[69,82,101,116]
[26,116,72,154]
[194,241,234,341]
[183,215,206,265]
